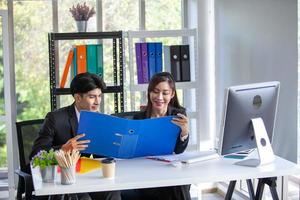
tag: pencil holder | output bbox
[61,165,76,185]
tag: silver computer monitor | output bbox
[219,81,280,157]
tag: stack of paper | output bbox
[147,150,220,164]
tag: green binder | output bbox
[87,44,98,74]
[71,47,77,78]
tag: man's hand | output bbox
[61,134,90,152]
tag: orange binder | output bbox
[76,45,87,74]
[59,50,74,88]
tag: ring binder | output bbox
[78,111,181,158]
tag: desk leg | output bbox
[246,179,255,200]
[255,177,279,200]
[269,178,279,200]
[225,180,236,200]
[225,180,255,200]
[255,178,265,200]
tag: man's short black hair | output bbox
[70,72,106,96]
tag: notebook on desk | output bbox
[147,150,220,164]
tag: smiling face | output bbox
[74,88,102,112]
[149,81,175,114]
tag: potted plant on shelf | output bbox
[32,149,58,183]
[69,2,96,32]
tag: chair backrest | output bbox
[16,119,44,172]
[112,111,140,119]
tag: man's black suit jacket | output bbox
[30,104,78,159]
[133,106,189,154]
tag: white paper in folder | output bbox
[147,150,219,164]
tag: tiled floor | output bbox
[201,193,224,200]
[0,192,224,200]
[0,183,298,200]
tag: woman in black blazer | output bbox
[128,72,191,200]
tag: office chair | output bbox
[112,111,140,119]
[15,119,44,200]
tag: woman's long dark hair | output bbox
[144,72,184,117]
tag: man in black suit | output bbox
[31,72,121,200]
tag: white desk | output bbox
[32,156,300,196]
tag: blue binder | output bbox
[147,43,156,80]
[77,111,181,159]
[155,42,163,73]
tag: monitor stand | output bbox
[235,117,275,167]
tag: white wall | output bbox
[215,0,297,162]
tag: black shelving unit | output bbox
[48,31,124,113]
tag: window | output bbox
[103,0,138,31]
[14,0,52,120]
[145,0,181,30]
[0,18,5,164]
[58,0,97,33]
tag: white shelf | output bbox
[130,81,197,92]
[124,29,197,38]
[125,28,198,96]
[124,28,200,150]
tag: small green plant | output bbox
[69,2,96,21]
[32,149,58,169]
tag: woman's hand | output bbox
[172,113,189,137]
[61,133,90,152]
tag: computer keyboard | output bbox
[180,151,220,164]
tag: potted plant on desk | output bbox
[69,2,96,32]
[32,149,58,183]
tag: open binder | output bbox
[77,111,181,159]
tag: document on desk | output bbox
[77,111,181,159]
[148,150,220,164]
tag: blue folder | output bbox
[77,111,181,159]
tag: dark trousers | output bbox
[89,191,121,200]
[122,185,191,200]
[35,191,121,200]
